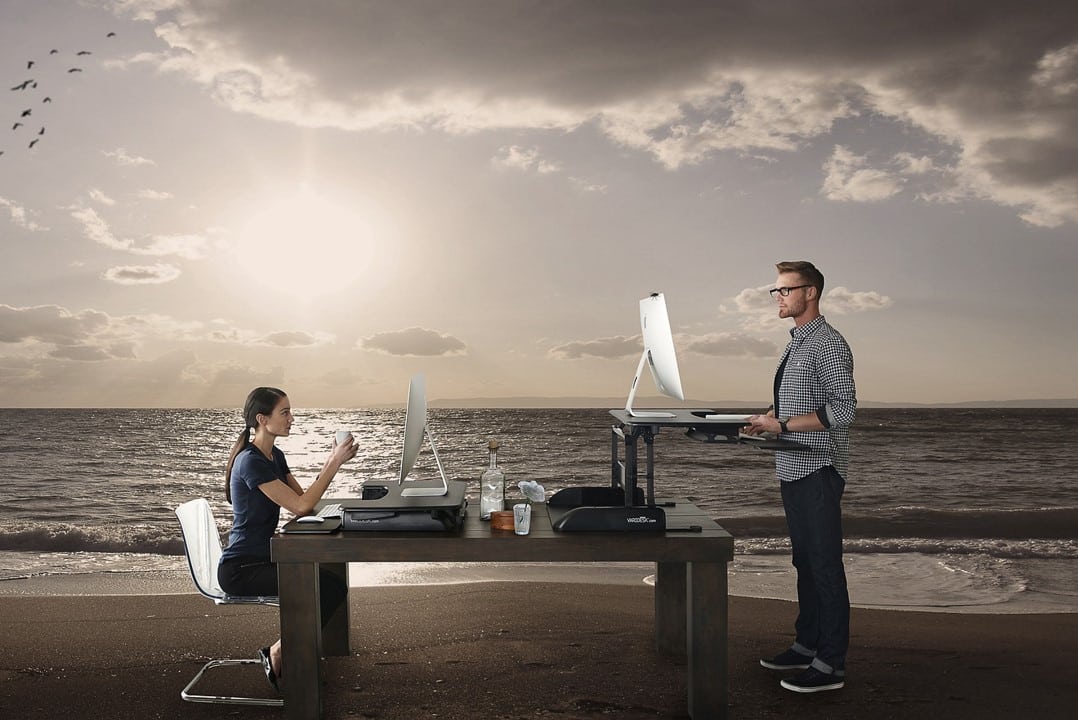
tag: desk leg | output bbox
[686,560,728,720]
[279,561,323,720]
[321,562,350,657]
[655,561,686,656]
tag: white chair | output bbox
[175,498,283,707]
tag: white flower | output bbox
[518,480,546,504]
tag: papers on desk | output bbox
[703,413,752,422]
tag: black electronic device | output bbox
[547,485,665,532]
[549,504,666,532]
[341,480,468,533]
[361,484,390,500]
[548,485,645,507]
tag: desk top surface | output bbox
[272,498,733,564]
[610,408,754,428]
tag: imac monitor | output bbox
[398,373,450,497]
[625,292,685,418]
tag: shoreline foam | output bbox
[3,556,1076,614]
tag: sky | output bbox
[1,0,1076,408]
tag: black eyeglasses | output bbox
[769,285,811,297]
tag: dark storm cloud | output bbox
[125,0,1078,224]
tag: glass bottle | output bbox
[479,439,506,520]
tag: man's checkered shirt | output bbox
[774,315,856,482]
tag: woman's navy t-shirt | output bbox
[220,444,291,562]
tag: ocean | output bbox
[1,407,1076,613]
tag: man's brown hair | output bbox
[776,260,824,295]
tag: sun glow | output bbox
[233,186,389,299]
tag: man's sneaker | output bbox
[780,667,845,693]
[759,648,813,670]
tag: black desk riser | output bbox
[547,408,808,532]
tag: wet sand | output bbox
[1,580,1075,719]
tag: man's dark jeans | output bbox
[780,464,849,673]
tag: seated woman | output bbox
[218,386,358,692]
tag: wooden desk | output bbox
[271,499,734,720]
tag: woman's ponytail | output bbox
[224,427,250,503]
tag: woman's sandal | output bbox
[257,646,280,693]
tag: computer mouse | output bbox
[296,516,324,523]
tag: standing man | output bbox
[745,260,856,693]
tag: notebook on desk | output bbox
[280,516,342,534]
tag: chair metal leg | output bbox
[181,657,284,707]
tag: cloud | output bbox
[549,335,640,360]
[683,332,778,358]
[261,330,322,347]
[0,303,337,391]
[0,196,47,232]
[0,304,110,345]
[720,283,892,332]
[70,205,207,259]
[361,327,466,357]
[200,361,286,389]
[88,188,117,206]
[0,304,139,363]
[114,0,1078,225]
[1032,42,1078,96]
[102,263,182,284]
[824,286,893,314]
[102,147,155,166]
[48,344,114,362]
[492,145,561,174]
[136,189,175,200]
[549,330,778,361]
[202,320,332,348]
[721,285,775,315]
[821,146,904,202]
[569,177,607,193]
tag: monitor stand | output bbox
[624,348,676,418]
[400,424,450,497]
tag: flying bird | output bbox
[68,68,83,73]
[37,127,45,136]
[107,32,116,37]
[20,109,31,117]
[77,50,92,56]
[10,80,33,91]
[42,96,51,103]
[27,60,34,69]
[29,138,39,148]
[50,49,59,54]
[12,122,22,130]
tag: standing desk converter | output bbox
[607,408,808,509]
[271,499,735,720]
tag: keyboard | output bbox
[316,503,343,519]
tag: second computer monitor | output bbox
[624,292,685,418]
[398,373,450,497]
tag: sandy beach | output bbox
[2,576,1075,720]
